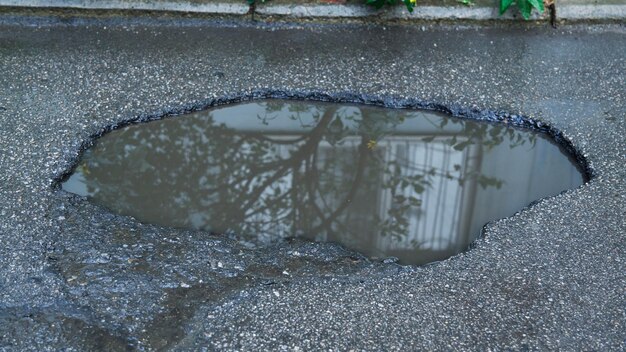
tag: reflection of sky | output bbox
[62,171,90,197]
[208,103,464,135]
[210,103,322,132]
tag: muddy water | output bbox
[62,100,584,265]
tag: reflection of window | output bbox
[375,136,481,253]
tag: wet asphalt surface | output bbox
[0,14,624,351]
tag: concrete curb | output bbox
[0,0,250,15]
[1,0,625,21]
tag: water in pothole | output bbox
[62,100,584,265]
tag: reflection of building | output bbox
[249,126,581,265]
[376,136,478,258]
[213,103,582,264]
[297,134,481,264]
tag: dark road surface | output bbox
[0,15,624,351]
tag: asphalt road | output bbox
[0,14,624,351]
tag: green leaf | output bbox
[518,0,532,19]
[366,0,387,9]
[403,0,415,12]
[499,0,515,15]
[527,0,544,13]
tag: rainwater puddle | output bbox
[62,100,584,265]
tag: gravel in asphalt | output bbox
[0,15,624,351]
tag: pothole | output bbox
[62,99,584,265]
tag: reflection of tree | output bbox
[75,101,538,261]
[422,115,538,190]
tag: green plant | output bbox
[365,0,416,13]
[500,0,544,19]
[246,0,546,21]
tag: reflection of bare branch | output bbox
[236,108,337,212]
[305,155,327,225]
[242,213,293,227]
[310,137,370,235]
[244,188,293,218]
